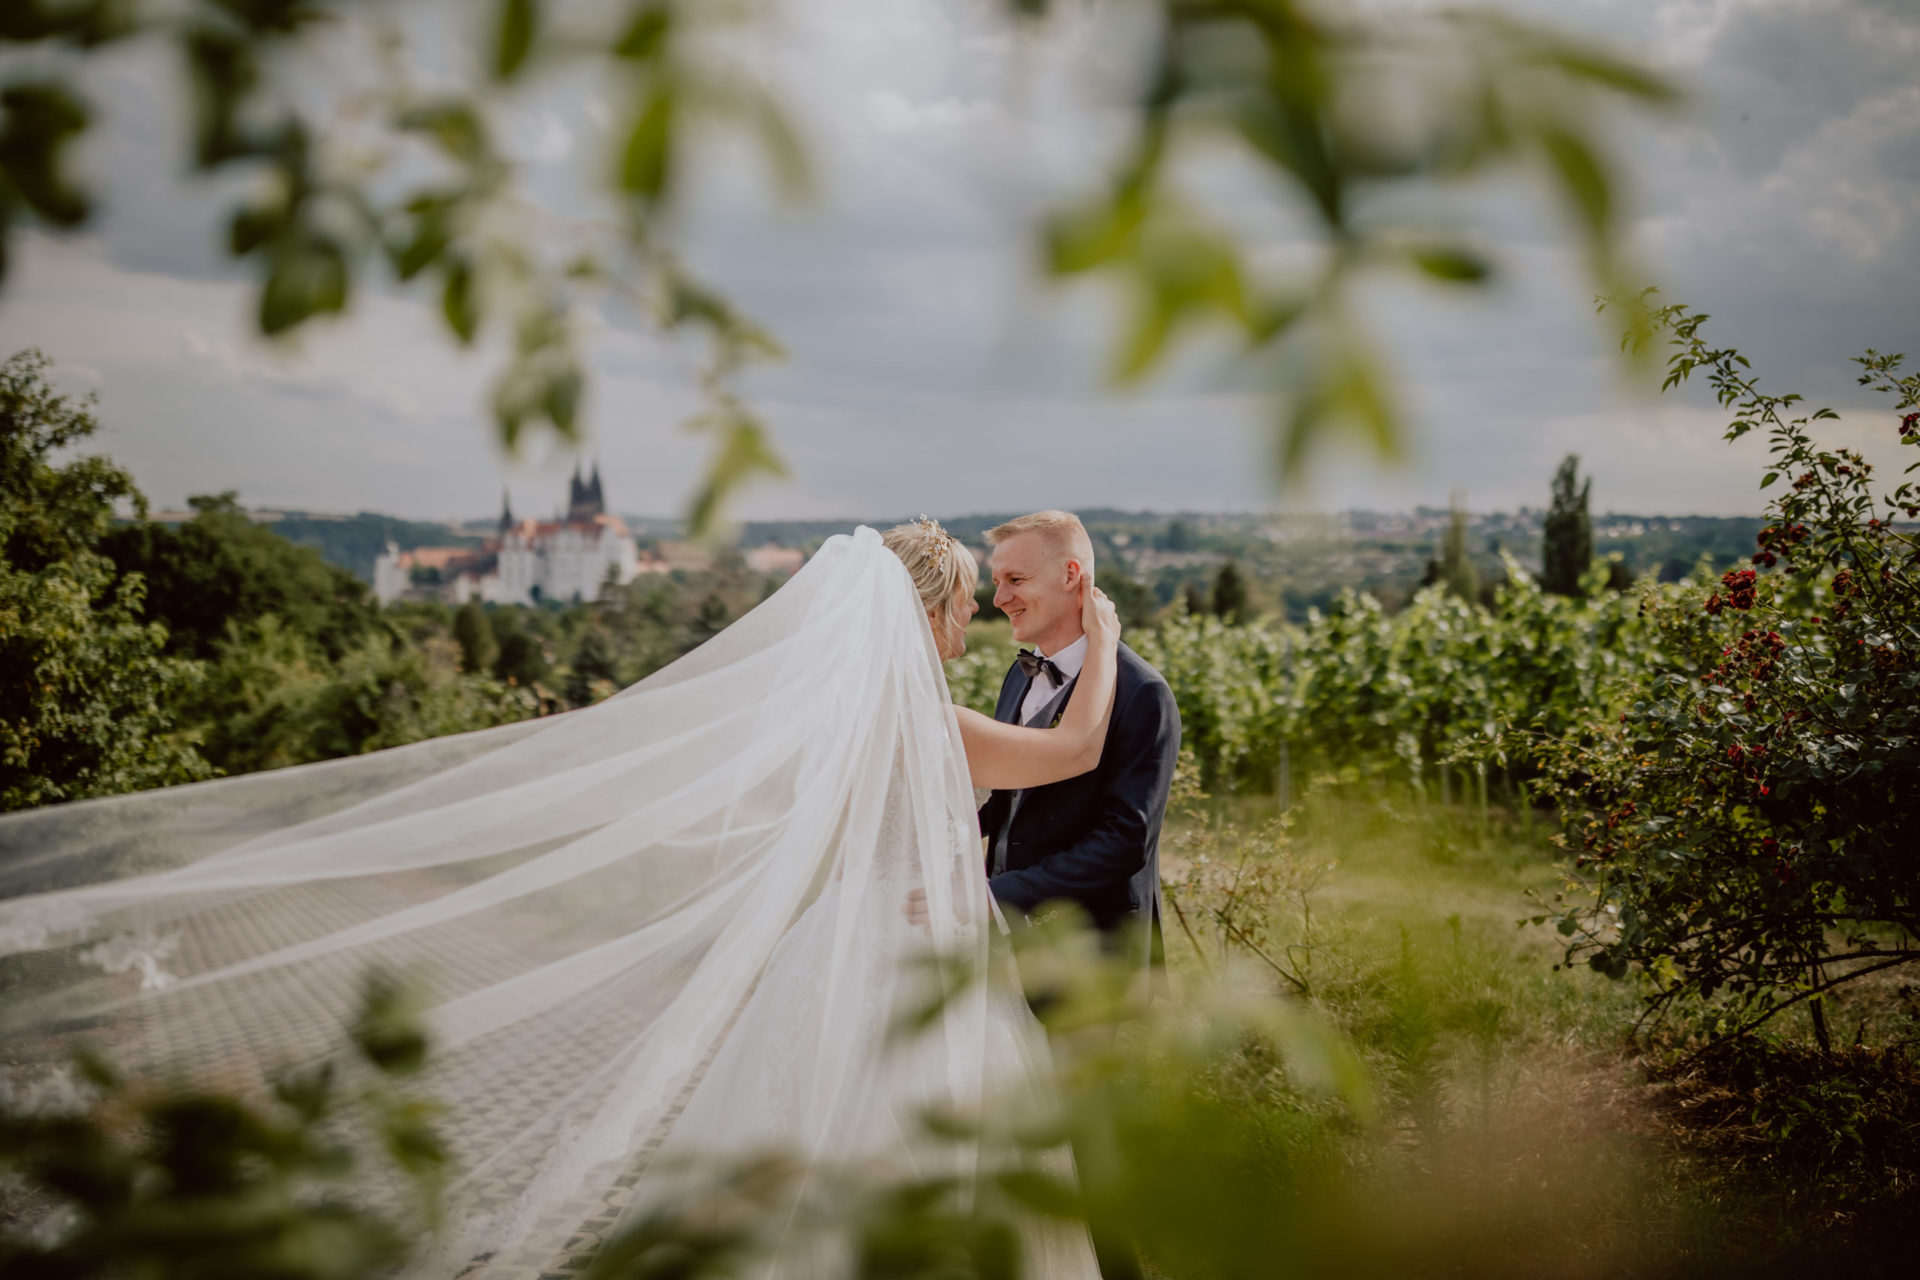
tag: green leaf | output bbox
[1411,245,1492,284]
[442,257,478,344]
[389,194,457,281]
[1760,471,1780,489]
[399,100,488,166]
[613,0,671,60]
[543,363,582,435]
[351,971,431,1077]
[228,199,284,256]
[1044,196,1141,275]
[258,234,347,335]
[1541,42,1682,107]
[618,87,676,203]
[493,0,537,80]
[747,88,811,203]
[1277,336,1400,482]
[686,413,787,536]
[0,81,95,229]
[1111,292,1171,384]
[1540,126,1612,239]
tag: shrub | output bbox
[1533,304,1920,1044]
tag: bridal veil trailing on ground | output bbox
[0,526,1092,1276]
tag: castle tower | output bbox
[567,459,606,521]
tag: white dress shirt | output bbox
[1018,633,1088,726]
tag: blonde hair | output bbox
[882,518,980,634]
[984,510,1095,580]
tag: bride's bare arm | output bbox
[955,586,1120,790]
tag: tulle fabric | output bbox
[0,527,1094,1277]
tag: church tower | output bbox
[567,459,606,521]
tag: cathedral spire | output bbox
[565,458,604,522]
[498,486,514,532]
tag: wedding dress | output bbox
[0,526,1097,1278]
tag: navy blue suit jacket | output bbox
[979,642,1180,971]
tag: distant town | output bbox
[147,495,1773,621]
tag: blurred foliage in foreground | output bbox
[0,972,445,1280]
[7,792,1916,1279]
[2,0,1673,528]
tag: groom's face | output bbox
[991,531,1083,647]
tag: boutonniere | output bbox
[1049,710,1064,728]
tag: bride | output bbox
[0,519,1112,1277]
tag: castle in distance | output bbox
[373,464,643,606]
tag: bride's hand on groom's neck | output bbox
[1081,583,1120,652]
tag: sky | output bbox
[2,0,1917,524]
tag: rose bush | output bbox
[1531,304,1920,1045]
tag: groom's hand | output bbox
[903,888,930,932]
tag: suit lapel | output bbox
[987,661,1033,877]
[997,666,1032,725]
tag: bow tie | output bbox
[1016,650,1065,685]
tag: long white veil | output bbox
[0,526,1015,1272]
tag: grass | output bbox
[1153,783,1920,1275]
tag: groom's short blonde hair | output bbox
[985,511,1095,581]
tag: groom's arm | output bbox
[986,679,1180,914]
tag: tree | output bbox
[1182,581,1209,618]
[0,555,214,810]
[1542,454,1593,597]
[1101,573,1159,632]
[1440,498,1479,603]
[688,591,732,648]
[564,626,620,706]
[493,626,551,689]
[1210,560,1250,625]
[0,349,142,570]
[0,350,211,809]
[452,599,498,676]
[0,4,1671,528]
[99,493,382,660]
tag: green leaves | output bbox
[0,80,93,282]
[619,85,677,204]
[351,969,430,1077]
[258,232,348,335]
[1042,3,1672,487]
[493,0,538,81]
[1539,125,1612,241]
[685,409,787,538]
[397,99,491,167]
[1532,307,1920,1037]
[1410,244,1493,284]
[0,973,444,1280]
[1276,333,1399,483]
[441,257,478,343]
[0,0,1679,544]
[0,81,91,225]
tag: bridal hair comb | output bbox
[914,515,952,571]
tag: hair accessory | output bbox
[914,515,952,572]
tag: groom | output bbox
[977,511,1181,983]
